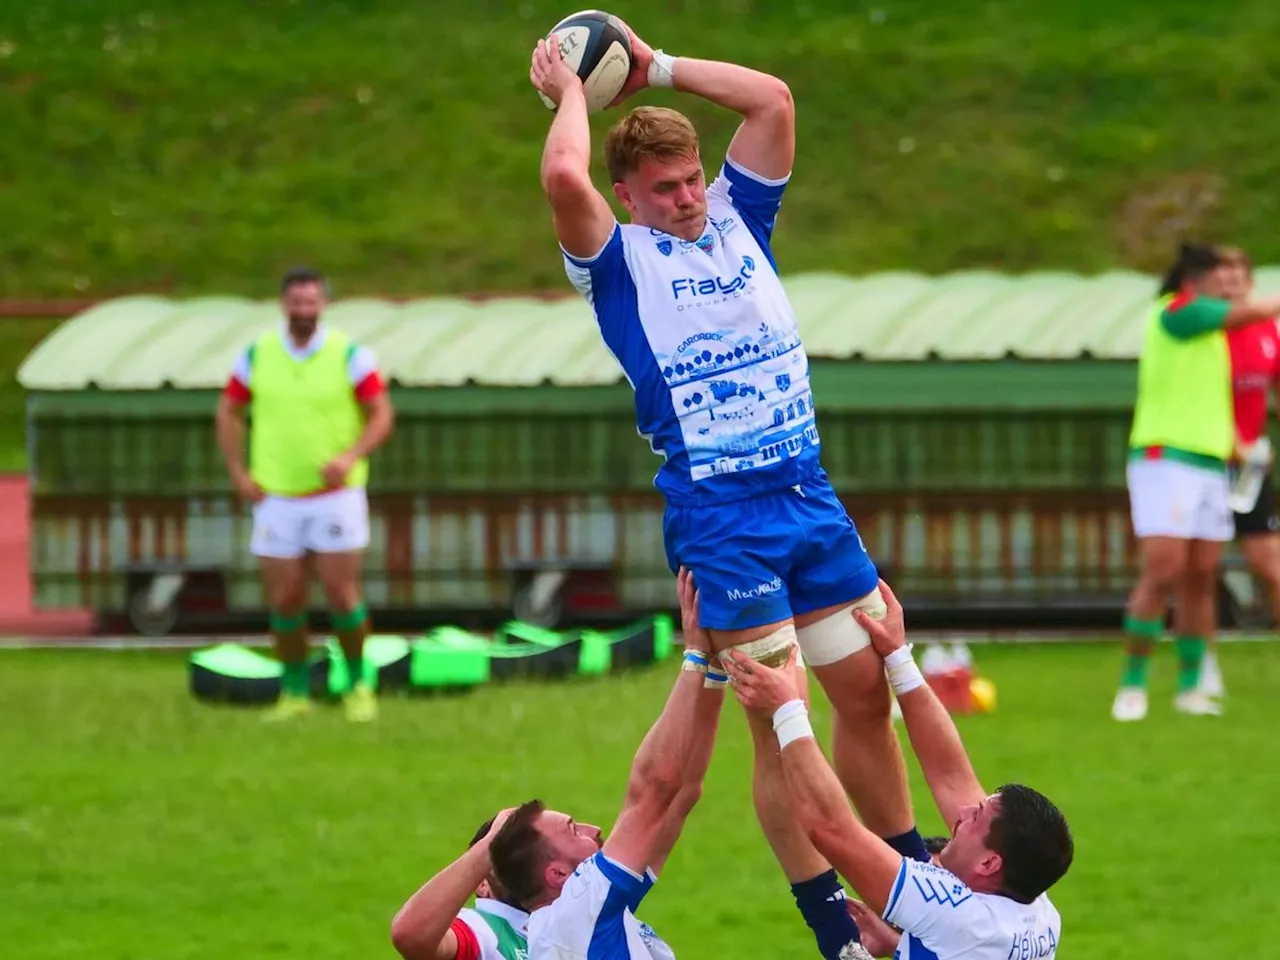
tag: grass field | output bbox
[4,0,1280,298]
[3,640,1277,959]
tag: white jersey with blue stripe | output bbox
[885,858,1062,960]
[564,157,820,505]
[525,852,674,960]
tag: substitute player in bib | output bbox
[216,267,394,722]
[727,580,1074,960]
[1115,244,1280,722]
[529,17,921,902]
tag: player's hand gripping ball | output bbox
[535,10,632,113]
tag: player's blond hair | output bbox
[603,106,700,183]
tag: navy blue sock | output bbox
[883,826,931,863]
[791,869,861,960]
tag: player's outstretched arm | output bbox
[853,581,986,833]
[613,23,793,181]
[390,811,513,960]
[530,37,616,260]
[602,569,726,878]
[725,649,903,914]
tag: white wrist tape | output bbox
[648,49,676,88]
[682,650,709,673]
[883,644,926,696]
[704,668,729,689]
[772,699,813,749]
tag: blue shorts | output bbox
[663,472,879,632]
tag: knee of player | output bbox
[323,585,364,613]
[1141,553,1188,591]
[271,590,307,616]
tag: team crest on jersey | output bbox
[775,373,791,392]
[911,868,974,909]
[655,238,673,256]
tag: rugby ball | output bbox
[538,10,632,114]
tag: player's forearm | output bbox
[647,685,724,872]
[626,670,716,800]
[1225,296,1280,328]
[350,399,394,459]
[540,86,593,190]
[214,402,249,478]
[390,844,489,960]
[779,735,859,860]
[667,55,791,119]
[777,729,899,914]
[895,680,985,822]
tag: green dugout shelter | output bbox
[18,269,1280,633]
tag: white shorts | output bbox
[250,487,370,559]
[1127,458,1232,542]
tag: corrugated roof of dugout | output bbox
[19,268,1280,390]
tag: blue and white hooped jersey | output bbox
[885,858,1062,960]
[564,156,820,505]
[525,852,675,960]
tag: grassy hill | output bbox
[3,0,1280,301]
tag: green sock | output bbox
[1120,615,1161,689]
[1121,653,1152,689]
[345,654,365,690]
[281,660,310,698]
[1176,636,1206,694]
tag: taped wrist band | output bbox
[772,699,813,749]
[703,669,729,689]
[648,49,676,88]
[682,650,709,673]
[884,644,925,696]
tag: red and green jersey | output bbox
[1227,319,1280,445]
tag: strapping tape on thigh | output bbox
[722,623,798,669]
[795,588,884,667]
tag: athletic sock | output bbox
[791,869,862,960]
[270,611,310,697]
[1176,636,1207,694]
[281,660,311,698]
[332,603,370,691]
[1121,654,1152,690]
[883,826,931,863]
[1121,615,1161,689]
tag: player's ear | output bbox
[545,861,571,894]
[612,180,633,211]
[977,849,1003,881]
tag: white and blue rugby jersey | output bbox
[564,157,819,505]
[885,857,1061,960]
[526,851,675,960]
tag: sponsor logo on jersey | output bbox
[727,575,782,602]
[670,255,756,300]
[708,213,738,239]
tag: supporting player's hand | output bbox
[677,566,710,656]
[321,451,356,488]
[231,470,265,503]
[724,646,801,715]
[481,806,518,848]
[853,579,907,659]
[530,35,584,107]
[608,20,655,108]
[846,899,902,958]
